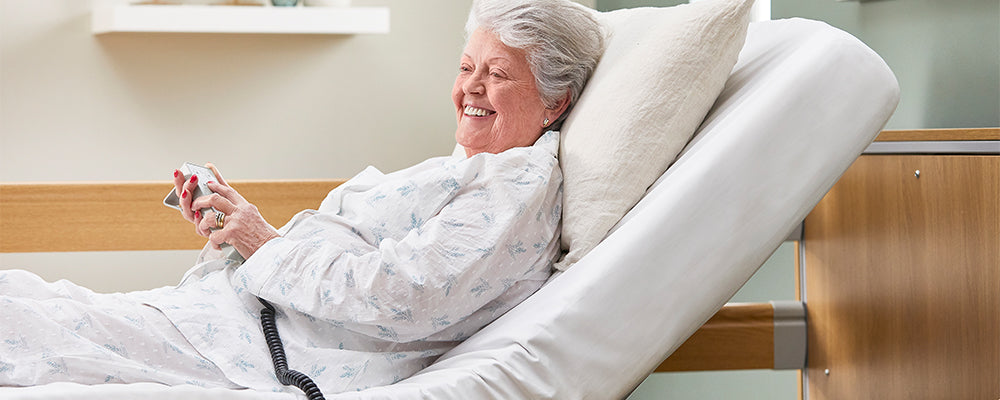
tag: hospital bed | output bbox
[0,9,899,400]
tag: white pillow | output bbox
[555,0,754,270]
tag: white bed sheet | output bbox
[0,18,898,400]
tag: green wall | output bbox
[771,0,999,129]
[598,0,1000,129]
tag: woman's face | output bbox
[452,29,562,157]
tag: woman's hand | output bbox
[172,163,280,258]
[172,166,202,224]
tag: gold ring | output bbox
[216,211,225,229]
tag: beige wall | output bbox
[1,0,476,183]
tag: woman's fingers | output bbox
[206,181,247,205]
[183,175,201,216]
[207,227,226,251]
[205,163,229,187]
[191,192,237,216]
[197,210,238,252]
[172,169,185,198]
[195,209,211,237]
[196,209,221,238]
[173,169,201,222]
[197,211,224,251]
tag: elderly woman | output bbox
[0,0,603,395]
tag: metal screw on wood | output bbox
[824,369,830,376]
[914,170,920,178]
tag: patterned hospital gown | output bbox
[0,131,563,394]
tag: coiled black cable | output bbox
[258,297,326,400]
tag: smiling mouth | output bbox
[463,105,496,117]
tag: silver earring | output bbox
[543,118,549,127]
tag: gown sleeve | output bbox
[233,148,561,343]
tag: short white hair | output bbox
[466,0,605,127]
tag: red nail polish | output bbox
[190,175,198,183]
[195,210,201,219]
[182,190,188,199]
[174,169,180,178]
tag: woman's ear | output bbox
[545,90,572,126]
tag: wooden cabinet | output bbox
[803,129,999,399]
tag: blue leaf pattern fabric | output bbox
[0,270,240,389]
[0,131,563,394]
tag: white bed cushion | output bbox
[555,0,754,270]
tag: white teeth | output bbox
[464,105,492,117]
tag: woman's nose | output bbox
[463,71,485,95]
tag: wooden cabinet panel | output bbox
[804,155,999,399]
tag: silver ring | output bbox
[215,211,225,229]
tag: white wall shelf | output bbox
[92,4,390,35]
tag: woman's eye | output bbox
[459,65,472,73]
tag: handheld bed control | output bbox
[163,163,245,263]
[163,162,219,215]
